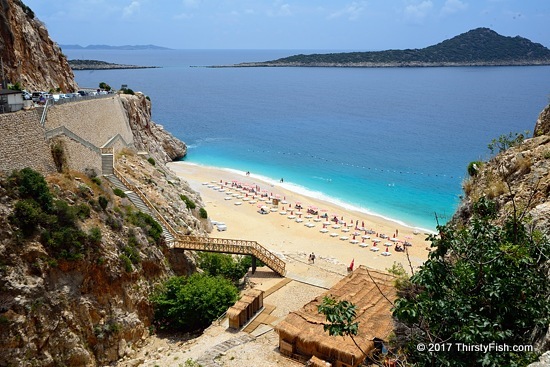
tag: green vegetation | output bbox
[98,82,111,91]
[487,131,530,155]
[151,273,238,331]
[196,253,251,283]
[113,188,127,198]
[147,157,156,166]
[392,197,549,366]
[467,161,483,177]
[98,196,109,210]
[126,208,163,244]
[121,88,135,95]
[199,207,208,219]
[180,194,196,210]
[254,28,550,66]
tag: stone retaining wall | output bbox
[0,110,56,174]
[0,96,134,176]
[45,96,134,148]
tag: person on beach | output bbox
[310,252,316,264]
[280,178,284,183]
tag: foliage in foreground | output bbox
[196,252,251,283]
[392,198,549,367]
[151,273,238,331]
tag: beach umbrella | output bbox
[349,259,354,271]
[362,221,365,227]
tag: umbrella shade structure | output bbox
[330,233,339,237]
[370,247,380,252]
[305,222,315,228]
[279,211,288,215]
[320,228,329,233]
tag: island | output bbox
[212,28,550,68]
[68,59,159,70]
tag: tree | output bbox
[151,273,238,331]
[196,252,250,282]
[99,82,111,91]
[392,197,549,367]
[487,131,529,155]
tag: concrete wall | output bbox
[45,96,134,148]
[0,95,134,176]
[0,110,56,174]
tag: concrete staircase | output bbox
[103,173,175,244]
[101,153,114,175]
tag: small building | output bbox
[275,266,396,367]
[0,89,24,113]
[227,288,264,330]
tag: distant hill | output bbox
[61,44,171,50]
[232,28,550,68]
[68,59,159,70]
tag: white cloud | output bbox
[403,1,433,23]
[123,1,140,18]
[328,2,366,21]
[441,0,468,16]
[268,3,292,17]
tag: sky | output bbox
[22,0,550,50]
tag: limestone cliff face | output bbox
[0,152,207,366]
[454,103,550,232]
[0,0,78,92]
[119,94,187,164]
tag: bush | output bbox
[151,273,238,331]
[199,208,208,219]
[88,227,102,246]
[9,199,43,237]
[126,210,163,244]
[113,188,127,198]
[98,196,109,210]
[147,157,156,166]
[121,88,135,95]
[91,176,102,186]
[467,161,482,177]
[392,197,549,367]
[120,254,133,272]
[9,168,53,211]
[197,253,250,282]
[180,194,196,210]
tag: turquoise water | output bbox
[67,49,550,230]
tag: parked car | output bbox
[77,90,88,96]
[31,91,45,102]
[21,90,32,100]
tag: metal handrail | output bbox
[113,167,179,237]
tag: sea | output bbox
[64,49,550,231]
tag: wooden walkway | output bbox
[111,167,286,277]
[173,236,286,276]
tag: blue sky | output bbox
[23,0,550,50]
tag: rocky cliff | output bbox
[453,103,550,233]
[120,93,187,164]
[0,153,208,367]
[453,103,550,356]
[0,0,78,92]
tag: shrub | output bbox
[120,254,133,272]
[122,245,141,264]
[88,227,102,246]
[113,188,127,198]
[197,253,250,282]
[106,214,123,230]
[151,273,238,331]
[544,150,550,159]
[51,142,66,173]
[91,176,102,186]
[121,88,135,95]
[98,196,109,210]
[9,199,43,237]
[127,210,163,244]
[180,195,196,210]
[76,203,91,219]
[487,131,530,155]
[147,157,156,166]
[199,208,208,219]
[467,161,482,177]
[9,168,53,211]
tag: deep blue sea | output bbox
[65,49,550,231]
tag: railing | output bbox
[173,236,286,276]
[45,126,101,154]
[113,167,179,238]
[40,98,50,127]
[101,134,130,149]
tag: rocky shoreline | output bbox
[207,60,550,68]
[69,59,159,70]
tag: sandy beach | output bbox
[168,161,432,276]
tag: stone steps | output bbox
[196,334,256,367]
[101,154,114,175]
[103,174,174,243]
